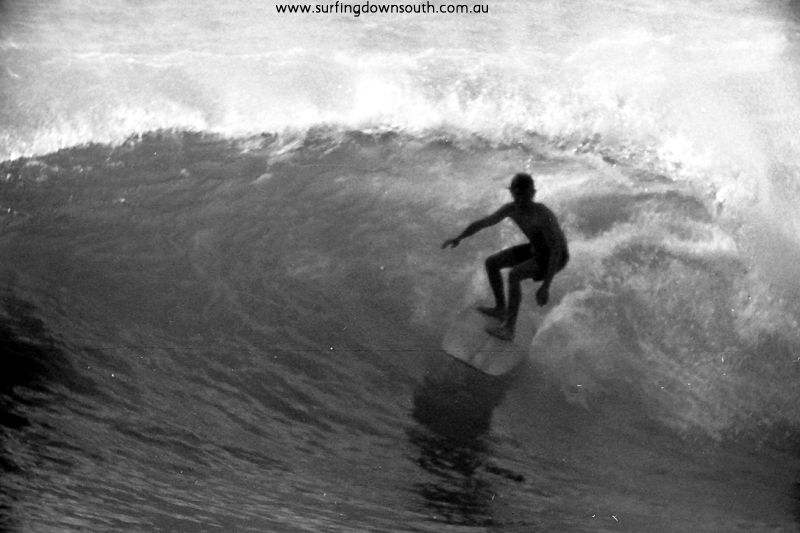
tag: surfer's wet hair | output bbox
[509,173,535,194]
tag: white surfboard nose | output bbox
[442,305,528,376]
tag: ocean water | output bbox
[2,0,800,531]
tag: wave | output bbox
[5,4,800,531]
[2,129,799,446]
[2,2,798,174]
[3,0,800,448]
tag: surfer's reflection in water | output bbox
[409,361,523,526]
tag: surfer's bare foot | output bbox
[486,324,514,341]
[477,306,506,320]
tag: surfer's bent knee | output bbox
[485,253,502,271]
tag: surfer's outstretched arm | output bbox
[441,205,510,249]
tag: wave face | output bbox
[3,1,800,531]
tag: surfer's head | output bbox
[509,173,535,199]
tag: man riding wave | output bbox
[442,173,569,341]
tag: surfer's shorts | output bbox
[490,243,569,281]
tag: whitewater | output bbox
[2,0,800,531]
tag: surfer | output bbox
[441,173,569,341]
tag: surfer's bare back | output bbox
[442,173,569,341]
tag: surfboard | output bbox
[441,306,528,376]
